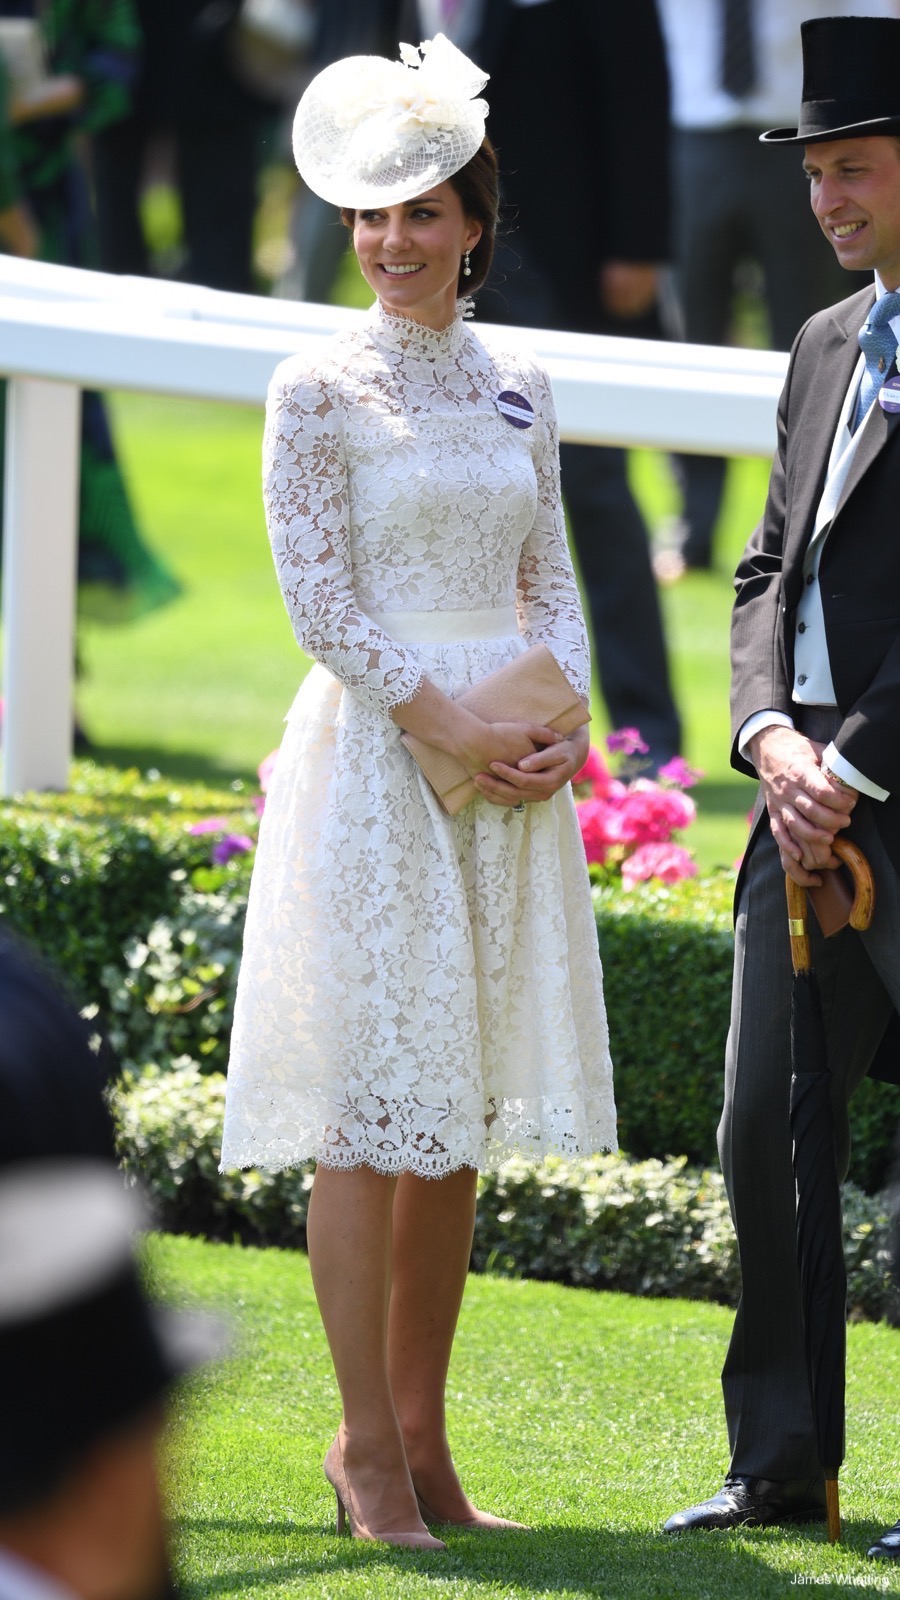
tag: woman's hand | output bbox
[455,719,562,781]
[473,724,590,809]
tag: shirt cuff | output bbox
[737,710,795,765]
[822,742,889,802]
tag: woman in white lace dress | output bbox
[221,36,616,1550]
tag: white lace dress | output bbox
[220,300,616,1176]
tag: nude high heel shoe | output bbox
[323,1438,446,1550]
[414,1487,529,1532]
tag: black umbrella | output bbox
[785,836,875,1545]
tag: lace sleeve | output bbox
[515,365,592,702]
[263,363,424,717]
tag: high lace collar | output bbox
[368,299,467,359]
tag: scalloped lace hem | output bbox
[220,1135,619,1178]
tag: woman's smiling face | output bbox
[351,181,482,329]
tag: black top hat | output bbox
[761,16,900,145]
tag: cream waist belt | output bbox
[364,606,519,643]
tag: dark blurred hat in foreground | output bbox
[0,1160,223,1516]
[0,929,117,1166]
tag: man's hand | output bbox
[748,725,857,886]
[597,262,659,319]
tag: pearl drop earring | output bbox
[462,250,472,277]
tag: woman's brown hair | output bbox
[340,137,499,297]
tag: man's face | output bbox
[804,136,900,288]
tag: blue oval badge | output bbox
[495,390,534,428]
[879,375,900,413]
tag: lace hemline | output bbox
[220,1136,619,1179]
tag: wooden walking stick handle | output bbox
[785,838,875,974]
[831,837,875,930]
[786,873,811,974]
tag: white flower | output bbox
[327,36,487,177]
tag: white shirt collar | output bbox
[0,1549,79,1600]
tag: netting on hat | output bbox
[293,35,489,209]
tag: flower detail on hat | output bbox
[293,34,489,210]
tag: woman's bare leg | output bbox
[306,1164,430,1538]
[387,1166,480,1518]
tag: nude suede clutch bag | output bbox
[400,643,590,816]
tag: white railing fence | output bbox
[0,255,788,795]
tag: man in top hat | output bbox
[663,14,900,1558]
[0,1160,218,1600]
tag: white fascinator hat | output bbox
[293,34,490,209]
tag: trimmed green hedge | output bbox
[2,762,899,1194]
[0,763,254,1003]
[594,877,900,1194]
[113,1061,898,1323]
[595,878,734,1164]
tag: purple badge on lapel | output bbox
[495,391,534,428]
[879,376,900,413]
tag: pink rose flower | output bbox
[187,817,234,836]
[572,745,612,798]
[657,756,704,789]
[606,727,649,756]
[576,798,613,865]
[258,748,280,793]
[621,841,698,889]
[603,780,696,845]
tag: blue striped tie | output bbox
[852,291,900,431]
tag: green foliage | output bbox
[100,886,247,1074]
[4,768,898,1196]
[474,1153,742,1305]
[115,1064,311,1248]
[594,874,900,1195]
[0,761,254,1008]
[595,875,734,1162]
[113,1061,898,1322]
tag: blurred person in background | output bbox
[279,0,404,303]
[0,54,36,254]
[465,0,683,772]
[654,0,900,581]
[92,0,274,294]
[0,0,180,737]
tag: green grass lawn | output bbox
[159,1232,900,1600]
[69,387,768,874]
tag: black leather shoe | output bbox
[663,1475,827,1533]
[868,1520,900,1559]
